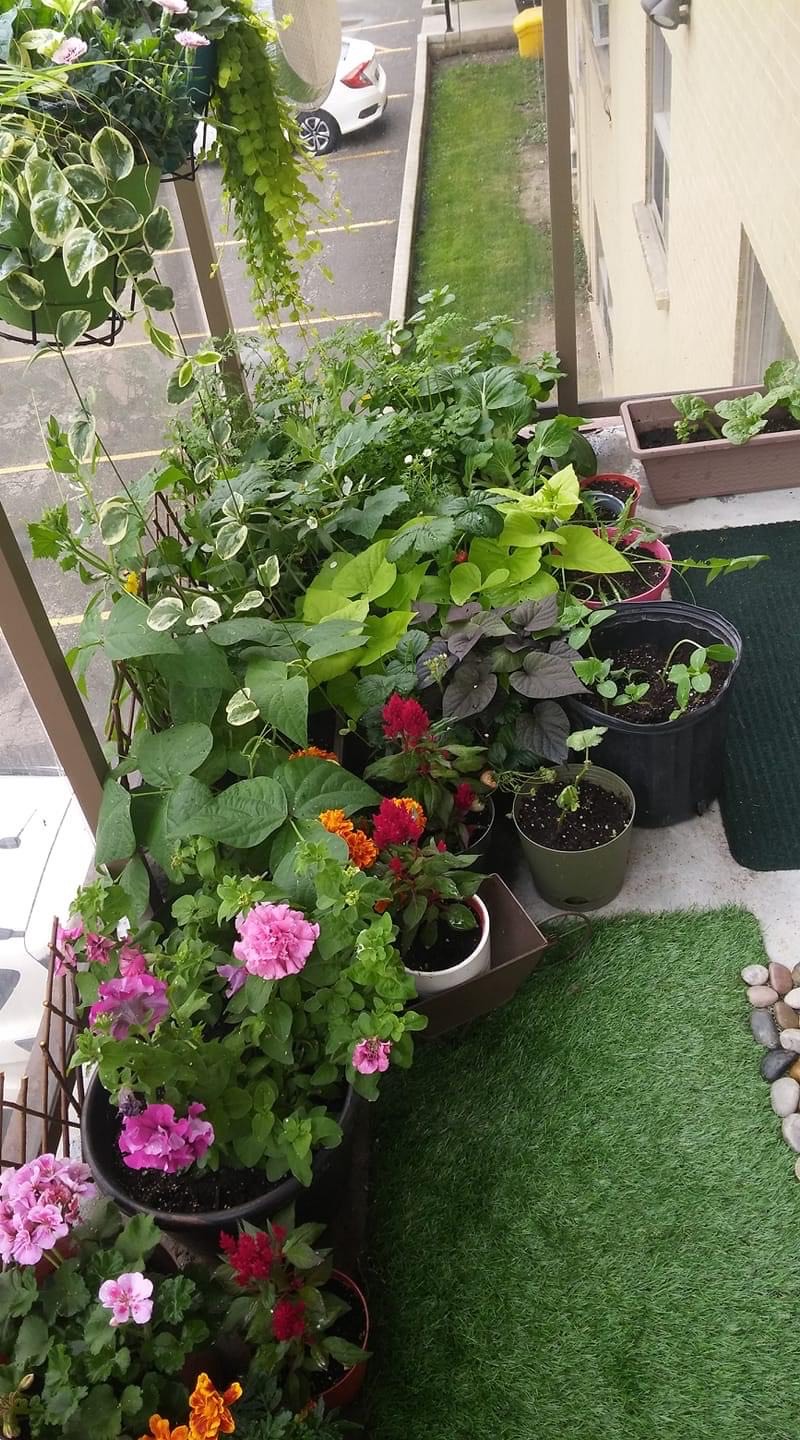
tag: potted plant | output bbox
[217,1210,369,1413]
[620,359,800,503]
[577,473,641,520]
[563,527,673,608]
[0,1154,230,1440]
[509,727,635,910]
[563,600,742,826]
[227,1372,357,1438]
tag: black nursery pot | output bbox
[81,1074,359,1241]
[565,601,742,827]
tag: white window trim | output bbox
[647,30,671,250]
[590,0,610,48]
[735,234,797,384]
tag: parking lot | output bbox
[0,0,420,769]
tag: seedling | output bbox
[572,654,651,708]
[662,640,736,720]
[672,394,722,443]
[555,726,607,822]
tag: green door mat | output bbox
[670,521,796,870]
[367,910,794,1440]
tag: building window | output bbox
[648,26,671,247]
[589,0,609,47]
[736,235,797,384]
[594,213,613,363]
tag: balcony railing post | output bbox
[542,0,579,414]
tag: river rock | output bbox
[751,1010,779,1047]
[795,1155,800,1181]
[793,965,800,986]
[782,1115,800,1152]
[742,964,769,986]
[748,985,779,1007]
[771,1077,800,1116]
[775,1001,799,1031]
[784,988,800,1009]
[770,962,794,996]
[781,1030,800,1053]
[788,1059,800,1081]
[762,1048,796,1081]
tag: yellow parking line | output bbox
[329,148,399,163]
[160,218,396,257]
[389,92,410,99]
[346,17,413,31]
[0,448,162,477]
[50,612,95,628]
[0,310,382,368]
[375,45,413,54]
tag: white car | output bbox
[0,774,93,1101]
[298,37,388,155]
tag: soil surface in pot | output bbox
[406,918,481,974]
[105,1123,273,1214]
[571,554,666,602]
[310,1276,367,1397]
[516,780,631,851]
[581,479,638,504]
[637,410,800,450]
[587,640,730,724]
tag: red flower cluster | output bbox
[272,1295,306,1342]
[219,1224,286,1287]
[381,694,430,746]
[453,781,475,814]
[372,796,426,850]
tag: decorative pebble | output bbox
[793,965,800,986]
[770,962,794,996]
[788,1058,800,1081]
[781,1030,800,1053]
[762,1048,796,1082]
[782,1115,800,1151]
[775,1001,799,1030]
[784,988,800,1009]
[795,1155,800,1180]
[771,1077,800,1116]
[748,985,779,1007]
[751,1010,779,1047]
[742,964,769,986]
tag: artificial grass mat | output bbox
[365,909,795,1440]
[670,521,799,870]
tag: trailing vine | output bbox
[211,0,328,323]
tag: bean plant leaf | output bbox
[275,758,378,819]
[168,776,288,848]
[136,722,213,787]
[95,778,135,865]
[246,658,309,746]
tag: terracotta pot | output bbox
[581,529,672,608]
[404,896,491,998]
[320,1270,370,1410]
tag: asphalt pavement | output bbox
[0,0,420,770]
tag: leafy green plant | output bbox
[673,358,800,446]
[663,639,736,720]
[376,840,483,959]
[498,725,606,824]
[233,1372,357,1439]
[672,393,722,444]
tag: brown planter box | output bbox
[413,873,548,1040]
[620,386,800,504]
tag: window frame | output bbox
[647,26,671,248]
[594,212,614,365]
[736,234,797,385]
[590,0,610,48]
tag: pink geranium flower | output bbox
[232,902,319,982]
[54,918,83,976]
[352,1037,392,1075]
[88,972,169,1040]
[98,1271,154,1326]
[174,28,210,46]
[119,1102,214,1173]
[0,1155,94,1266]
[51,37,88,64]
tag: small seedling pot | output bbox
[319,1270,370,1409]
[579,472,641,517]
[404,895,491,997]
[512,764,635,911]
[582,529,672,609]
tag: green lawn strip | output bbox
[411,56,550,343]
[366,909,793,1440]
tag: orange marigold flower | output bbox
[138,1419,189,1440]
[318,808,354,841]
[397,797,426,826]
[374,898,392,914]
[346,829,378,870]
[289,746,339,764]
[188,1374,242,1440]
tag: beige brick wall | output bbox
[568,0,800,397]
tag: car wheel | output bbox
[299,110,340,156]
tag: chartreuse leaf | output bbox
[328,539,396,601]
[358,611,414,666]
[450,562,482,606]
[549,526,633,573]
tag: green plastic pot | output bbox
[512,764,635,911]
[0,162,161,337]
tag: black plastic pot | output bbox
[565,602,742,827]
[81,1074,359,1241]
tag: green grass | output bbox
[411,55,551,344]
[366,909,796,1440]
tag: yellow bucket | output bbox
[513,6,544,59]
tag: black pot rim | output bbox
[570,600,742,733]
[80,1072,356,1231]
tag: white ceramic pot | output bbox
[404,896,491,997]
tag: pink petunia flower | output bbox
[88,972,169,1040]
[217,961,246,998]
[232,902,319,982]
[54,918,83,976]
[98,1271,154,1326]
[352,1037,392,1075]
[174,28,210,46]
[118,944,148,977]
[51,37,88,64]
[119,1102,214,1173]
[85,932,114,966]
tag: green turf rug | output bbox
[669,521,799,869]
[366,911,794,1440]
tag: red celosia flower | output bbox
[381,694,430,745]
[219,1230,277,1286]
[372,796,427,850]
[453,781,475,814]
[436,839,447,852]
[272,1295,306,1342]
[388,856,406,877]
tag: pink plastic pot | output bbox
[579,472,641,516]
[582,529,672,609]
[320,1270,370,1410]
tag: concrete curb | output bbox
[389,27,517,324]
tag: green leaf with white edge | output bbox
[96,196,142,234]
[186,595,222,629]
[246,658,309,746]
[95,778,135,866]
[193,349,222,366]
[275,757,378,820]
[69,415,97,466]
[143,205,174,251]
[232,590,263,613]
[136,278,174,312]
[549,525,633,573]
[30,189,79,245]
[216,522,248,560]
[0,248,24,283]
[144,318,178,357]
[56,309,91,347]
[63,164,107,202]
[226,688,260,726]
[257,555,280,589]
[25,155,68,197]
[63,228,109,286]
[119,854,150,922]
[120,247,152,278]
[329,540,396,602]
[168,775,288,848]
[136,722,213,786]
[90,127,134,184]
[450,561,482,606]
[99,501,133,548]
[147,596,185,631]
[6,270,44,310]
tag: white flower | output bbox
[382,406,395,415]
[306,515,319,530]
[153,0,189,13]
[391,344,401,356]
[342,476,353,496]
[404,455,413,465]
[175,28,210,46]
[52,37,88,63]
[422,447,433,458]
